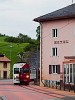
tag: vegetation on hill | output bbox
[4,33,32,43]
[0,27,40,78]
[0,41,29,78]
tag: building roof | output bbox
[64,56,75,59]
[34,3,75,22]
[0,56,11,62]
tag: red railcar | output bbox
[19,63,30,85]
[13,62,40,85]
[13,62,30,85]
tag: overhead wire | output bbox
[40,0,75,40]
[41,20,73,39]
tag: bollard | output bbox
[69,82,70,92]
[49,80,50,88]
[56,81,57,89]
[52,81,53,88]
[64,81,65,91]
[60,80,62,90]
[74,82,75,93]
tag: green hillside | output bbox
[0,36,29,78]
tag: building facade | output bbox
[0,54,11,79]
[34,4,75,86]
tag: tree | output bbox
[4,33,32,43]
[24,43,37,52]
[36,26,40,41]
[17,52,24,62]
[18,33,32,43]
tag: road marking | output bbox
[0,96,8,100]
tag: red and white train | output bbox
[13,62,37,85]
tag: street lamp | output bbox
[10,45,12,60]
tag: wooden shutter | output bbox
[49,65,52,74]
[57,65,60,74]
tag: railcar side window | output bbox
[30,69,31,73]
[14,68,19,74]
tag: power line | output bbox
[41,19,73,40]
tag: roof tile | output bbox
[0,56,11,62]
[34,4,75,22]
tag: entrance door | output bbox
[3,71,7,79]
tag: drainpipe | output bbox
[40,23,45,86]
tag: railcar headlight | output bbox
[14,76,16,79]
[16,76,19,79]
[14,76,19,79]
[26,75,29,78]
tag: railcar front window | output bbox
[20,68,29,73]
[23,68,29,73]
[14,68,19,74]
[20,68,23,74]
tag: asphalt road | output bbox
[0,79,55,100]
[0,79,75,100]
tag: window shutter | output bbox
[49,65,52,74]
[56,29,57,37]
[57,65,60,74]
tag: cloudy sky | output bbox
[0,0,74,39]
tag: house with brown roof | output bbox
[0,54,11,79]
[34,4,75,86]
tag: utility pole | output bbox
[72,0,73,4]
[10,45,12,60]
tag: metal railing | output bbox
[44,80,75,93]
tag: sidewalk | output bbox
[32,85,75,96]
[30,82,75,100]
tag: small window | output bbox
[14,68,19,74]
[23,68,29,73]
[52,29,57,37]
[52,47,57,56]
[49,65,60,74]
[30,69,36,74]
[20,68,23,74]
[53,65,55,73]
[3,62,7,68]
[52,65,58,73]
[20,68,29,73]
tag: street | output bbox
[0,79,75,100]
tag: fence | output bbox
[44,80,75,93]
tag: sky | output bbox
[0,0,74,39]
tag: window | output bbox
[64,64,75,83]
[3,62,7,68]
[49,65,60,74]
[20,68,29,74]
[20,68,23,74]
[23,68,29,73]
[52,29,57,37]
[52,47,57,56]
[30,69,36,74]
[14,68,19,74]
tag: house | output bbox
[34,4,75,86]
[0,54,11,79]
